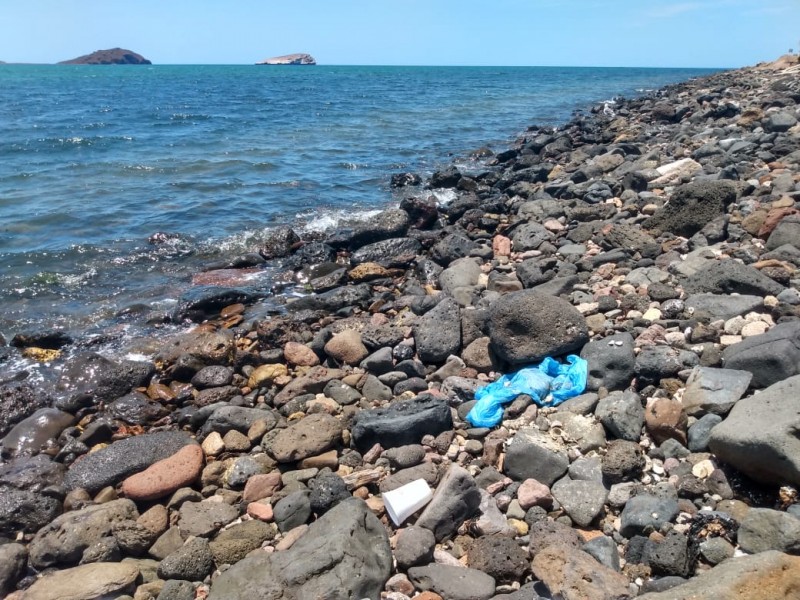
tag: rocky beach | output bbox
[1,54,800,600]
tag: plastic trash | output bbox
[466,354,588,428]
[382,479,433,525]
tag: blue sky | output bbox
[1,0,798,67]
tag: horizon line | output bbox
[0,61,730,70]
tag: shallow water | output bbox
[0,64,717,355]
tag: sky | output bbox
[0,0,798,68]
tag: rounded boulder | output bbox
[488,290,589,365]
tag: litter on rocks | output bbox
[466,355,588,427]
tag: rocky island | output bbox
[58,48,151,65]
[256,53,316,65]
[1,55,800,599]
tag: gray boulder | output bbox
[489,290,588,365]
[394,525,435,570]
[64,430,195,493]
[595,390,645,441]
[28,499,138,568]
[722,321,800,388]
[200,405,278,437]
[684,293,764,321]
[620,494,679,538]
[414,297,462,363]
[635,346,699,381]
[765,111,798,132]
[510,221,553,251]
[503,426,569,486]
[646,180,737,237]
[709,374,800,486]
[580,333,635,391]
[351,394,452,451]
[416,465,481,541]
[268,413,342,463]
[550,477,608,527]
[683,259,784,297]
[738,508,800,554]
[767,214,800,250]
[158,537,214,581]
[178,500,239,539]
[0,543,27,597]
[20,562,140,600]
[207,498,391,600]
[408,564,496,600]
[681,366,752,416]
[440,257,482,296]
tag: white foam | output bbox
[430,189,458,206]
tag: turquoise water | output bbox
[0,64,716,340]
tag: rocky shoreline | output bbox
[1,55,800,600]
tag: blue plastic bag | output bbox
[466,355,588,428]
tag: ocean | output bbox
[0,64,717,365]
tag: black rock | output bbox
[336,209,411,250]
[309,473,350,515]
[0,382,49,437]
[401,195,438,229]
[295,241,336,265]
[0,487,63,535]
[64,431,195,492]
[190,365,235,389]
[0,454,66,494]
[107,391,167,425]
[286,283,373,312]
[273,491,312,533]
[580,333,635,391]
[429,166,462,188]
[351,394,453,452]
[645,530,697,577]
[391,172,422,188]
[430,234,478,266]
[173,286,257,322]
[10,330,72,349]
[488,290,589,365]
[683,259,784,297]
[416,465,481,542]
[54,353,154,412]
[413,297,462,363]
[258,226,300,259]
[646,180,737,237]
[207,498,391,600]
[722,320,800,388]
[349,237,421,267]
[467,534,529,583]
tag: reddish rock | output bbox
[758,207,800,238]
[517,478,554,510]
[243,472,283,503]
[532,545,631,600]
[121,444,203,501]
[645,397,688,445]
[493,235,512,257]
[283,341,320,367]
[247,501,274,522]
[324,329,368,365]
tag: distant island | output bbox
[256,53,316,65]
[58,48,151,65]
